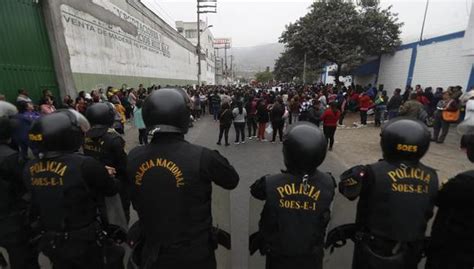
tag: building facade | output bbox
[176,20,216,85]
[1,0,201,102]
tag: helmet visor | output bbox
[0,101,18,117]
[68,109,91,133]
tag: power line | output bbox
[153,0,178,25]
[147,0,177,28]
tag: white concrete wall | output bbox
[377,48,412,95]
[59,0,198,90]
[412,39,473,89]
[463,1,474,56]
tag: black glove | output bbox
[249,231,264,255]
[339,165,367,200]
[211,226,231,250]
[325,224,358,253]
[104,224,127,244]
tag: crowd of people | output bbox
[5,81,473,160]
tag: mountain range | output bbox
[231,43,285,78]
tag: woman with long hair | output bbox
[256,99,269,141]
[321,101,341,151]
[270,97,285,143]
[217,102,233,146]
[232,101,247,144]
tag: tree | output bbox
[273,50,302,82]
[255,69,274,84]
[274,49,323,83]
[277,0,402,84]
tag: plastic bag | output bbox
[265,125,273,134]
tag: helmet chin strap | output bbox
[149,125,184,135]
[302,174,310,192]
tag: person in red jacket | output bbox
[321,101,341,151]
[358,92,372,125]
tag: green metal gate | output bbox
[0,0,59,103]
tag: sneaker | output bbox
[234,142,240,145]
[262,139,268,142]
[216,142,221,146]
[252,136,258,139]
[271,140,276,144]
[248,137,253,140]
[225,143,230,146]
[279,141,283,144]
[241,141,246,144]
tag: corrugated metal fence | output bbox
[0,0,59,103]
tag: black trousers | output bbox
[0,234,38,269]
[323,126,337,148]
[247,115,257,137]
[151,255,216,269]
[352,240,423,269]
[234,122,246,142]
[138,129,148,145]
[425,255,474,269]
[218,125,230,144]
[266,251,323,269]
[42,240,104,269]
[339,111,346,125]
[360,110,368,125]
[271,121,284,142]
[432,115,450,142]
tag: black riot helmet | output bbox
[29,109,90,153]
[458,116,474,162]
[142,88,191,134]
[283,122,327,175]
[380,118,430,163]
[0,101,18,141]
[85,102,116,127]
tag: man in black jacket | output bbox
[337,119,438,269]
[250,122,335,269]
[425,127,474,269]
[0,101,38,269]
[127,88,239,269]
[24,109,119,268]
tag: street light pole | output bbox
[420,0,430,41]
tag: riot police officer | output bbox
[250,122,336,269]
[127,88,239,269]
[84,102,130,222]
[0,101,38,269]
[425,119,474,269]
[24,109,119,268]
[334,118,438,269]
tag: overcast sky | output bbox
[142,0,473,47]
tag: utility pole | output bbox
[303,52,307,84]
[420,0,430,41]
[197,0,217,86]
[197,4,201,86]
[230,55,234,83]
[224,43,228,82]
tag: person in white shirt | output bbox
[232,101,247,144]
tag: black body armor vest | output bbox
[261,171,335,256]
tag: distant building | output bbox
[176,20,216,85]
